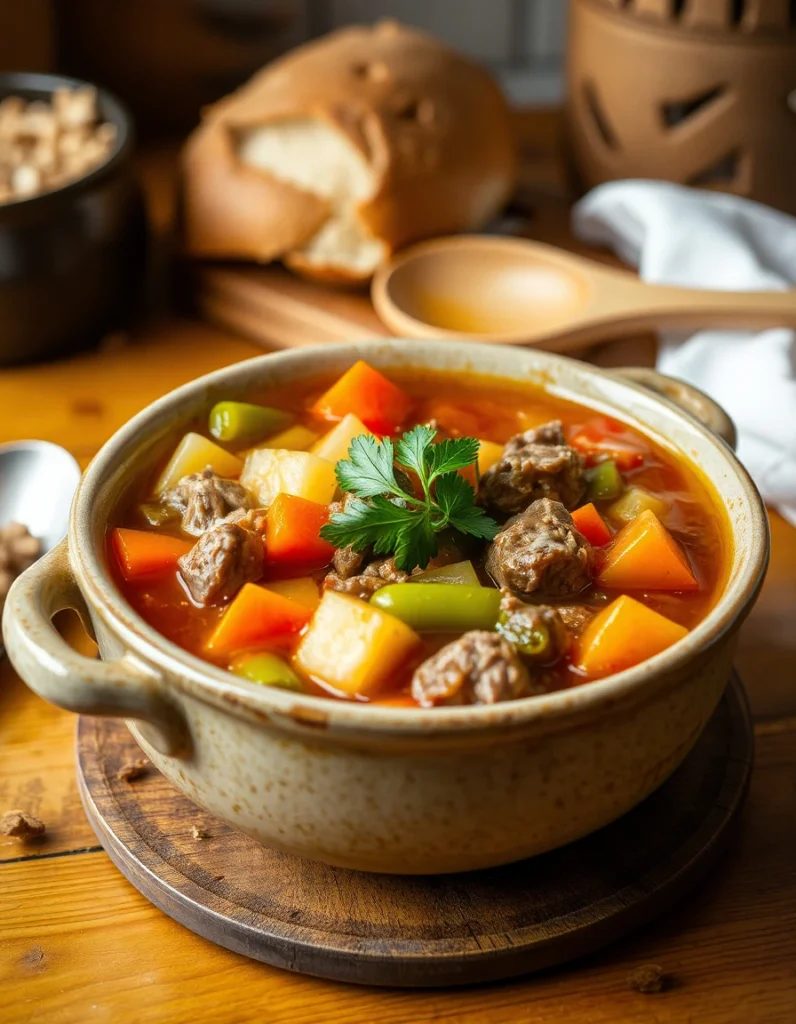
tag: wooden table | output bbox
[2,115,796,1024]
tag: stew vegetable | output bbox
[110,362,726,707]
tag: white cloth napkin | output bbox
[571,181,796,526]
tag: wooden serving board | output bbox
[76,672,752,988]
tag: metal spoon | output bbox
[0,441,81,654]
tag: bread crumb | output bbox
[627,964,672,993]
[1,810,46,838]
[191,825,210,840]
[117,758,149,782]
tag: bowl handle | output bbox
[3,539,187,756]
[612,367,737,450]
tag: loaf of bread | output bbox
[182,20,517,283]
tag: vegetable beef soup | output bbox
[109,362,727,707]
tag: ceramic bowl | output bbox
[3,341,768,874]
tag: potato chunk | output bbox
[155,433,243,494]
[311,413,372,465]
[241,448,337,507]
[296,590,420,698]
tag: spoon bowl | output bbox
[372,235,796,350]
[0,441,81,554]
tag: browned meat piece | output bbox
[167,467,251,536]
[225,507,268,533]
[178,521,264,605]
[411,631,535,707]
[324,557,409,601]
[327,493,369,579]
[332,545,367,579]
[486,498,593,601]
[555,603,596,638]
[497,591,569,663]
[479,421,585,515]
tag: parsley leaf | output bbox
[435,473,500,540]
[426,437,480,481]
[322,496,415,552]
[334,434,399,498]
[395,424,436,482]
[320,429,501,572]
[393,515,439,573]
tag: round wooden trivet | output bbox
[76,672,752,988]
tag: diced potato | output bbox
[296,591,420,698]
[311,413,373,465]
[256,425,318,452]
[155,433,244,494]
[241,449,337,507]
[607,486,670,526]
[414,560,480,586]
[263,577,321,611]
[477,439,504,476]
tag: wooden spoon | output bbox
[371,236,796,350]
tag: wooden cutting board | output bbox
[189,111,636,356]
[76,672,752,988]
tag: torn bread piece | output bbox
[182,21,516,283]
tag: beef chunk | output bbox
[332,545,367,579]
[224,507,268,533]
[324,557,409,601]
[326,493,369,580]
[411,631,534,706]
[555,603,596,638]
[486,498,593,601]
[167,468,251,536]
[479,420,585,515]
[178,521,263,605]
[497,591,569,663]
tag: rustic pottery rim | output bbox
[71,341,768,735]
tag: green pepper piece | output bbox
[414,560,480,586]
[585,459,623,502]
[231,652,303,692]
[370,583,501,632]
[137,502,180,528]
[497,608,550,659]
[208,401,293,446]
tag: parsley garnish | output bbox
[320,426,500,572]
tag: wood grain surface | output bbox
[74,677,753,987]
[0,110,795,1022]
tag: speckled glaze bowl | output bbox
[3,342,768,874]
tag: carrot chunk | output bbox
[571,503,612,547]
[265,493,336,568]
[206,583,312,656]
[111,528,192,580]
[575,594,689,676]
[311,361,412,433]
[597,509,698,592]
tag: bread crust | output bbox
[182,21,517,281]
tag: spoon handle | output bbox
[587,275,796,335]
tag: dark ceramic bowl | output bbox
[0,72,148,365]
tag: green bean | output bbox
[208,401,293,446]
[585,459,623,502]
[231,652,302,691]
[370,584,501,632]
